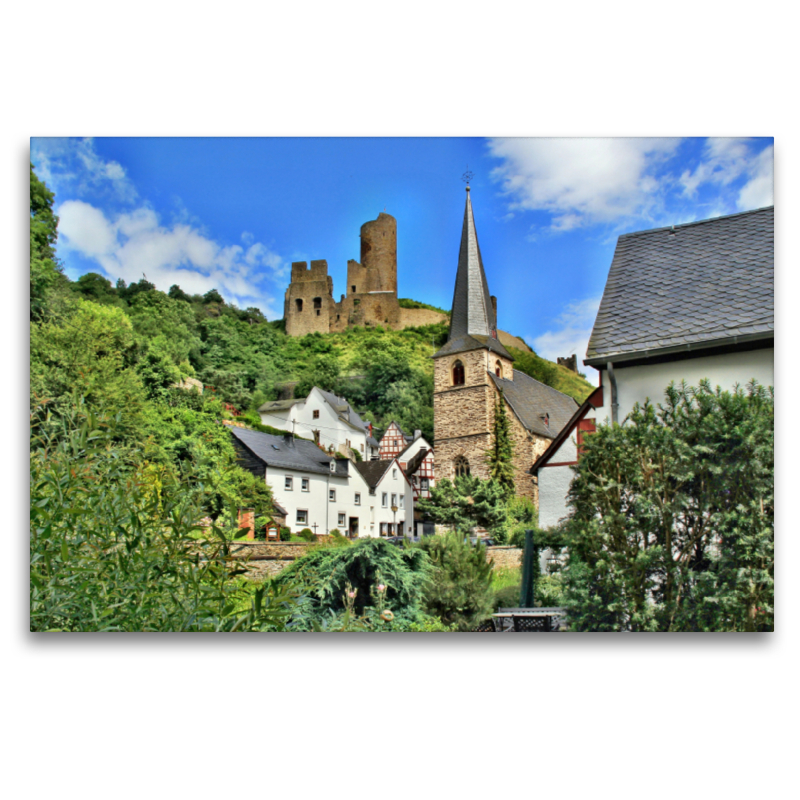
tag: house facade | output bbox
[432,186,578,504]
[258,386,380,461]
[584,206,774,426]
[229,426,412,538]
[534,206,775,531]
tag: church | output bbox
[433,186,578,505]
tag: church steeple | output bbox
[450,186,496,339]
[435,186,510,359]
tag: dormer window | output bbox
[452,360,465,386]
[330,461,336,473]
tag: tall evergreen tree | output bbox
[486,391,516,498]
[30,163,64,319]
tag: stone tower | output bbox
[284,212,404,335]
[433,186,515,484]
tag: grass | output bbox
[491,565,521,591]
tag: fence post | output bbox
[519,529,536,608]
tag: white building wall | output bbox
[259,387,369,457]
[538,465,576,529]
[595,347,774,425]
[366,463,416,538]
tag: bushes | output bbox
[272,537,431,630]
[298,528,317,543]
[30,406,300,632]
[416,533,495,630]
[279,527,292,542]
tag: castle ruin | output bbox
[284,212,447,336]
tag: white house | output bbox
[378,421,436,500]
[258,386,380,460]
[229,425,412,538]
[534,206,774,531]
[352,459,415,537]
[584,206,774,426]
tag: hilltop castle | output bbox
[283,212,446,336]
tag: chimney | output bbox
[283,432,293,445]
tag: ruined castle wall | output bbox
[398,307,449,328]
[285,260,336,336]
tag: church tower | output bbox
[433,186,515,482]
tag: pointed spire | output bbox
[449,187,497,340]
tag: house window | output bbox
[338,513,346,527]
[295,299,303,312]
[452,360,465,386]
[329,489,336,502]
[420,478,429,490]
[391,493,397,507]
[313,410,320,419]
[285,476,293,490]
[301,478,309,492]
[380,522,388,536]
[393,468,397,479]
[355,493,361,505]
[495,360,502,378]
[296,509,308,524]
[399,495,404,505]
[454,455,470,478]
[382,493,388,507]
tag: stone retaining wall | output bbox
[486,546,522,571]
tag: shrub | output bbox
[279,527,292,542]
[29,405,300,632]
[272,537,431,630]
[416,533,495,630]
[298,528,317,543]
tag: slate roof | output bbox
[353,459,394,490]
[404,448,429,476]
[258,398,296,413]
[228,426,349,477]
[435,188,511,361]
[490,370,579,440]
[585,206,774,365]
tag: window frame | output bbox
[285,476,293,490]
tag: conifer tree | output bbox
[486,391,516,498]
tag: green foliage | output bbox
[298,528,317,542]
[485,391,515,498]
[272,537,432,630]
[397,298,449,315]
[30,164,65,320]
[507,346,594,403]
[279,527,292,542]
[417,475,508,536]
[416,533,495,630]
[29,405,300,631]
[562,380,774,632]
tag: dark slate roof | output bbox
[258,398,296,413]
[353,459,393,490]
[228,426,349,477]
[317,388,371,433]
[585,206,774,365]
[404,448,429,476]
[435,188,511,361]
[490,370,578,439]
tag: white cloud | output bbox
[530,296,602,384]
[738,145,773,210]
[31,137,137,203]
[679,138,773,212]
[56,200,287,316]
[487,138,681,231]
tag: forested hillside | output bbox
[30,164,592,524]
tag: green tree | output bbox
[30,164,64,319]
[417,533,495,630]
[417,475,508,536]
[562,380,774,632]
[485,391,515,498]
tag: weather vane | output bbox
[462,166,474,187]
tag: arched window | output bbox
[454,455,470,478]
[495,360,502,378]
[295,298,303,312]
[452,360,465,386]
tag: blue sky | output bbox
[31,136,773,382]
